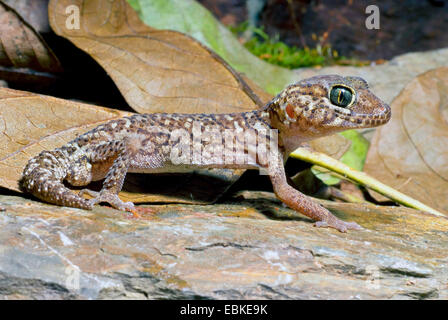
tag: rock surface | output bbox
[1,192,447,300]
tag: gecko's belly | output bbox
[127,163,259,174]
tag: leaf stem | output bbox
[290,147,446,217]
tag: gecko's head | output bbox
[267,75,391,144]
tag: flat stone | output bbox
[0,193,447,300]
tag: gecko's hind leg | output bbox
[79,189,99,198]
[86,140,139,217]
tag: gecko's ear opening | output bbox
[263,95,281,111]
[329,85,355,108]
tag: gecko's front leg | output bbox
[267,153,362,232]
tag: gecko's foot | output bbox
[314,219,362,233]
[87,192,136,214]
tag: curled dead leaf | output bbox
[48,0,269,114]
[0,1,61,73]
[2,0,51,33]
[364,67,448,215]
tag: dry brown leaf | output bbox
[364,67,448,214]
[0,1,61,72]
[308,134,351,160]
[48,0,268,114]
[2,0,51,33]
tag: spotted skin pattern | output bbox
[21,75,391,232]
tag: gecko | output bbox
[20,75,391,232]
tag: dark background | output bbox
[199,0,448,60]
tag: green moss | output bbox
[230,23,345,69]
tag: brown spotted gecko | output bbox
[21,75,390,232]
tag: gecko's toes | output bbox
[127,208,141,219]
[314,220,362,233]
[87,192,136,214]
[109,200,136,213]
[121,201,136,212]
[344,221,363,231]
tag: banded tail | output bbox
[20,149,92,209]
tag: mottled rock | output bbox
[0,193,447,300]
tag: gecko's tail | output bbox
[20,149,92,210]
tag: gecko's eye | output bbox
[329,86,354,108]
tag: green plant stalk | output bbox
[290,147,446,217]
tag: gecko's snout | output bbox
[349,89,391,127]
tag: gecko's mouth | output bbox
[333,103,391,127]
